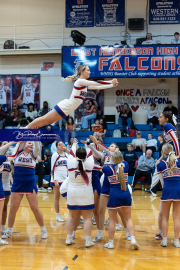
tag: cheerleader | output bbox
[1,141,13,234]
[0,141,21,245]
[104,151,139,250]
[65,142,94,247]
[159,112,180,155]
[50,141,68,222]
[157,143,180,247]
[27,65,118,129]
[154,112,180,240]
[87,136,122,242]
[2,141,48,240]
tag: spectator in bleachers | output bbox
[59,117,67,130]
[163,100,178,118]
[25,103,37,122]
[81,101,97,131]
[123,143,138,176]
[0,105,6,129]
[132,149,155,191]
[17,118,29,128]
[147,103,159,131]
[43,154,51,175]
[158,133,165,158]
[118,103,132,131]
[67,137,79,152]
[92,119,103,142]
[132,131,146,154]
[38,101,52,117]
[4,104,23,128]
[146,133,157,154]
[43,125,55,147]
[65,116,76,144]
[142,33,155,45]
[171,32,180,44]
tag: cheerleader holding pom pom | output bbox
[27,65,118,129]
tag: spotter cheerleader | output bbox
[103,151,139,250]
[50,141,69,222]
[27,65,118,129]
[2,141,48,241]
[1,141,13,234]
[0,141,21,245]
[157,143,180,248]
[65,141,94,247]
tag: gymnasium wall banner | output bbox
[96,0,125,27]
[74,89,104,120]
[62,45,180,78]
[149,0,180,25]
[66,0,94,28]
[12,75,40,114]
[0,75,12,113]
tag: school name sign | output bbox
[62,45,180,78]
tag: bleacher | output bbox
[41,123,174,189]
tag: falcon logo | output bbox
[107,0,113,3]
[77,0,84,4]
[41,62,54,71]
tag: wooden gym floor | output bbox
[0,190,179,270]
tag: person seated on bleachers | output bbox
[118,103,132,131]
[17,118,29,128]
[92,119,103,142]
[65,116,76,144]
[163,100,178,119]
[132,130,146,155]
[147,103,159,131]
[171,32,180,44]
[43,125,55,147]
[123,143,138,176]
[132,149,155,191]
[25,103,37,122]
[158,133,165,158]
[146,133,157,154]
[142,33,155,45]
[4,104,23,129]
[100,118,107,138]
[81,101,97,131]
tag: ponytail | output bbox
[118,166,127,191]
[62,65,87,82]
[168,152,176,176]
[78,160,89,185]
[162,143,176,176]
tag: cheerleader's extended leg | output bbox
[104,209,117,249]
[172,201,180,247]
[28,109,62,129]
[0,199,8,245]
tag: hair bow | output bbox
[172,114,177,125]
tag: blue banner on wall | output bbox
[96,0,125,27]
[66,0,94,28]
[62,45,180,78]
[149,0,180,24]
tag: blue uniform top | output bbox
[164,123,180,155]
[102,161,129,188]
[157,158,180,183]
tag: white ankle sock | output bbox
[67,234,72,240]
[40,226,46,231]
[163,237,167,241]
[124,228,128,233]
[130,236,135,241]
[72,231,76,236]
[109,239,114,243]
[85,235,91,242]
[1,225,5,230]
[143,153,145,156]
[174,239,179,244]
[56,213,60,217]
[159,229,163,234]
[7,227,12,232]
[98,230,103,236]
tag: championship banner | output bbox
[12,74,40,114]
[149,0,180,25]
[62,45,180,78]
[66,0,94,28]
[0,75,12,112]
[96,0,125,27]
[75,90,104,120]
